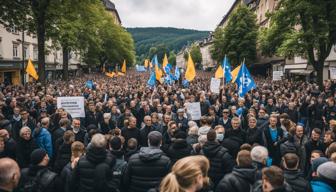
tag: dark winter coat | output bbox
[246,127,263,145]
[166,139,192,164]
[16,137,38,168]
[202,141,235,186]
[216,166,257,192]
[283,169,309,192]
[54,143,72,174]
[123,147,171,192]
[71,146,116,192]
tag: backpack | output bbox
[23,168,57,192]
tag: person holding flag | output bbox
[152,55,163,82]
[236,62,256,98]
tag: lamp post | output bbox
[17,29,25,85]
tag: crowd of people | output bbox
[0,70,336,192]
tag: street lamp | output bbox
[16,29,25,85]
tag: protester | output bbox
[0,71,335,192]
[0,158,21,192]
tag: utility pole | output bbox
[21,28,25,85]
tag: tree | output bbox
[259,0,336,87]
[168,51,176,66]
[184,44,202,69]
[211,4,258,66]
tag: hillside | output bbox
[127,27,210,61]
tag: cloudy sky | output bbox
[113,0,235,31]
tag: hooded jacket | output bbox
[123,147,171,192]
[71,146,116,192]
[216,166,257,192]
[283,169,308,192]
[202,141,235,186]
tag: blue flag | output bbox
[164,74,174,85]
[222,56,232,82]
[236,63,256,97]
[86,80,94,89]
[174,66,180,80]
[182,80,189,88]
[164,63,173,74]
[136,65,146,72]
[147,71,156,87]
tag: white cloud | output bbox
[113,0,236,31]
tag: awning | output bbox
[284,64,307,69]
[289,69,313,75]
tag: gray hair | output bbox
[90,133,107,149]
[198,135,207,146]
[19,126,31,137]
[251,146,268,163]
[188,126,198,135]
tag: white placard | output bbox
[272,71,283,81]
[210,78,221,94]
[186,102,202,120]
[330,68,336,80]
[57,97,85,118]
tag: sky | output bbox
[113,0,236,31]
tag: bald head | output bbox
[0,158,20,190]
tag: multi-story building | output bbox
[0,0,121,85]
[103,0,122,26]
[199,34,217,69]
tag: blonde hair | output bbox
[159,155,210,192]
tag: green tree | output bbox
[259,0,336,87]
[211,4,258,66]
[184,44,202,69]
[168,51,176,66]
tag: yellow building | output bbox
[102,0,122,26]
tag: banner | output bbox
[186,102,202,120]
[210,78,221,94]
[272,71,283,81]
[57,97,85,118]
[330,68,336,80]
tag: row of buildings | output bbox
[0,0,121,85]
[177,0,336,81]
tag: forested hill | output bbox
[127,27,209,61]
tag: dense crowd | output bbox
[0,70,336,192]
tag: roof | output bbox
[218,0,256,27]
[103,0,115,10]
[102,0,122,24]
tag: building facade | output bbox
[0,0,121,85]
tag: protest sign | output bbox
[57,97,85,118]
[186,102,202,120]
[210,78,221,94]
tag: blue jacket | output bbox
[33,127,53,158]
[311,180,335,192]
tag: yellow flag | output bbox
[105,72,114,78]
[215,65,224,79]
[162,53,168,68]
[185,53,196,81]
[155,63,163,81]
[118,72,125,76]
[144,59,149,68]
[121,60,126,73]
[231,64,242,82]
[26,59,38,80]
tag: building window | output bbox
[24,45,29,59]
[10,26,19,35]
[13,44,18,58]
[0,37,2,57]
[33,46,38,60]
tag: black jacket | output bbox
[216,166,257,192]
[20,165,59,192]
[123,147,171,192]
[54,143,72,174]
[16,137,38,168]
[202,141,235,186]
[283,169,308,192]
[121,127,141,145]
[71,146,116,192]
[166,139,192,164]
[246,127,263,145]
[263,127,284,166]
[139,126,155,147]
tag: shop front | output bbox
[0,61,22,85]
